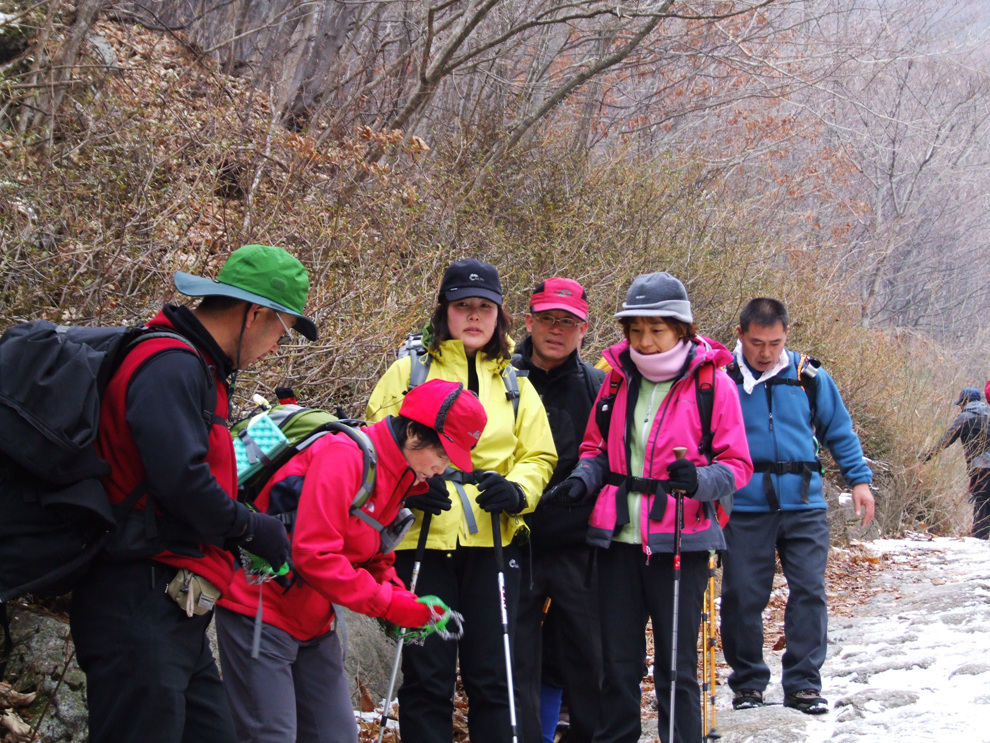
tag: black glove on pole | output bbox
[237,512,291,570]
[404,474,452,515]
[476,471,526,514]
[543,476,588,506]
[666,457,699,495]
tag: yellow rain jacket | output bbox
[366,339,557,549]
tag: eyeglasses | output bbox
[274,312,295,346]
[532,313,583,329]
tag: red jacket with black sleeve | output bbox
[94,305,249,591]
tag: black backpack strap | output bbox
[765,355,820,430]
[695,362,716,465]
[581,361,606,403]
[406,336,431,390]
[119,331,220,543]
[752,461,820,506]
[502,365,520,418]
[595,370,622,442]
[604,471,670,526]
[128,330,223,427]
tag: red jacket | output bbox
[219,418,423,640]
[96,308,243,591]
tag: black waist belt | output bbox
[605,472,670,527]
[752,461,821,509]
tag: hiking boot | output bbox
[784,689,828,715]
[732,689,764,710]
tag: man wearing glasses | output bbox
[512,278,605,743]
[69,245,316,743]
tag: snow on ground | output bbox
[705,536,990,743]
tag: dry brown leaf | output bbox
[357,679,375,712]
[0,709,32,743]
[0,684,36,708]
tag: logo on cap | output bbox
[469,273,482,281]
[553,288,574,297]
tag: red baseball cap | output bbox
[399,379,488,472]
[530,277,589,321]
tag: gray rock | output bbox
[3,601,398,740]
[834,687,920,720]
[948,661,990,678]
[2,604,87,743]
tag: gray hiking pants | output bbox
[720,509,830,696]
[215,606,356,743]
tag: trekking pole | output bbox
[376,512,433,743]
[705,550,721,740]
[492,510,520,743]
[669,446,687,743]
[701,560,711,739]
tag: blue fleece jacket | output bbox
[732,349,872,512]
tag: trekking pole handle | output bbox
[673,446,687,461]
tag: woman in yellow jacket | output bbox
[366,259,557,743]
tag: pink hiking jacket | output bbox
[573,336,752,556]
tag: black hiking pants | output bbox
[69,559,237,743]
[593,542,708,743]
[970,469,990,539]
[394,545,521,743]
[515,544,602,743]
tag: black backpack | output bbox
[0,320,207,675]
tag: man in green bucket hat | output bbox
[69,245,316,743]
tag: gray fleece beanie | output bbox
[614,272,693,323]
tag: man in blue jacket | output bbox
[720,298,874,715]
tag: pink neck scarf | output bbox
[630,340,691,382]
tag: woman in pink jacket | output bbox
[548,273,752,743]
[215,379,487,743]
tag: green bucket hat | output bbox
[174,245,317,341]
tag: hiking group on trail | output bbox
[3,244,986,743]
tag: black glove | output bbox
[235,512,291,570]
[475,471,526,514]
[543,476,589,506]
[404,474,452,515]
[666,458,698,495]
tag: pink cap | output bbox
[399,379,488,472]
[530,278,588,321]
